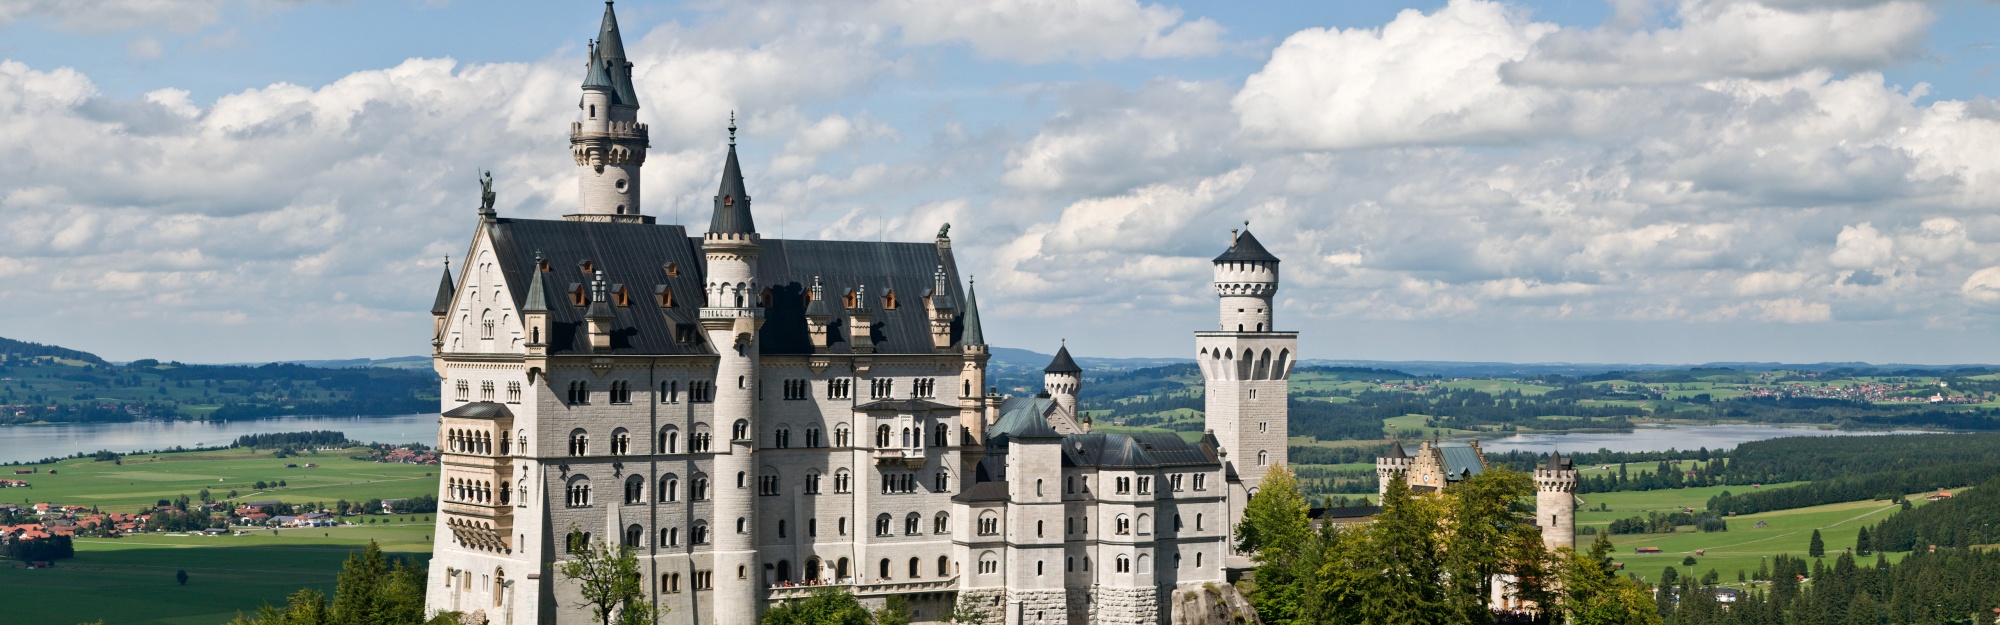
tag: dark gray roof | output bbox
[582,50,613,90]
[484,217,970,356]
[953,481,1009,503]
[853,398,958,412]
[804,277,831,318]
[991,397,1061,439]
[1044,345,1081,374]
[709,144,755,234]
[1214,229,1279,264]
[1544,450,1572,471]
[522,258,549,313]
[962,280,985,346]
[1436,443,1486,481]
[443,402,515,419]
[431,266,455,315]
[1382,441,1409,460]
[1060,432,1217,469]
[584,272,615,320]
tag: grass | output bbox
[8,447,438,511]
[1583,485,1954,586]
[0,525,433,625]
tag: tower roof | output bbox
[1214,229,1280,264]
[590,1,641,107]
[961,279,985,346]
[1045,344,1082,374]
[581,46,613,90]
[992,398,1062,440]
[1383,441,1409,459]
[522,256,549,313]
[430,263,454,315]
[708,126,756,234]
[1544,450,1570,471]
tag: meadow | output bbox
[7,447,438,511]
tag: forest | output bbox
[1868,473,2000,552]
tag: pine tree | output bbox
[1855,526,1873,556]
[1810,529,1827,558]
[1235,465,1312,625]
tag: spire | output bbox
[431,258,454,315]
[1214,228,1280,263]
[709,116,756,234]
[1543,449,1567,472]
[1045,342,1081,374]
[962,277,985,346]
[592,1,639,107]
[522,252,549,313]
[1384,441,1409,459]
[581,40,613,90]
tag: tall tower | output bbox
[1535,451,1578,551]
[1375,441,1412,496]
[1042,344,1086,433]
[568,1,650,223]
[699,121,762,625]
[1196,228,1296,493]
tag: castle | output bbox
[420,4,1297,624]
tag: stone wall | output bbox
[1007,589,1068,625]
[1168,582,1261,625]
[1094,585,1160,625]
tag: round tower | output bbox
[1043,343,1083,431]
[567,3,649,223]
[1535,451,1578,551]
[1214,228,1279,332]
[698,122,762,625]
[1375,441,1413,496]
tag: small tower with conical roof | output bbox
[1376,441,1414,496]
[568,1,651,223]
[1536,451,1578,551]
[1196,227,1296,497]
[1042,343,1086,433]
[697,116,762,625]
[430,259,455,354]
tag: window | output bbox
[1258,450,1269,466]
[690,380,714,403]
[692,475,709,501]
[566,380,590,405]
[933,423,950,447]
[876,514,892,537]
[1117,556,1131,573]
[1194,474,1206,491]
[480,380,495,401]
[905,513,921,535]
[806,427,821,448]
[783,379,809,400]
[805,471,822,495]
[879,559,892,580]
[661,380,679,403]
[1116,477,1131,495]
[1171,474,1184,492]
[834,423,851,447]
[1259,421,1268,433]
[691,425,712,453]
[1036,561,1042,576]
[876,425,892,448]
[759,472,779,496]
[692,522,709,545]
[827,379,851,399]
[808,519,818,537]
[839,517,848,536]
[610,428,630,455]
[834,470,851,494]
[934,512,950,534]
[624,524,642,547]
[978,552,998,574]
[1066,476,1075,494]
[778,520,787,539]
[1137,514,1152,535]
[506,381,521,404]
[624,475,644,504]
[1116,515,1131,535]
[938,556,950,577]
[934,471,950,492]
[1138,476,1151,495]
[736,517,747,534]
[1196,552,1204,568]
[732,420,750,441]
[1196,513,1204,531]
[565,477,592,508]
[913,378,935,398]
[609,381,631,404]
[659,427,679,454]
[773,426,791,449]
[455,380,469,401]
[565,529,591,553]
[662,572,681,593]
[568,429,589,456]
[660,474,679,502]
[1036,520,1044,537]
[870,378,893,399]
[693,570,713,590]
[978,512,999,536]
[909,557,922,579]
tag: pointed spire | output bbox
[522,252,549,313]
[1045,342,1081,374]
[581,39,613,90]
[1384,441,1409,459]
[431,257,454,315]
[709,116,756,234]
[962,277,985,346]
[595,1,627,61]
[591,1,639,107]
[1544,449,1567,471]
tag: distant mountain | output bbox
[990,347,1192,371]
[0,336,107,365]
[239,356,432,370]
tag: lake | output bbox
[1478,423,1939,455]
[0,414,436,464]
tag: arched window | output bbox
[835,423,851,447]
[1258,450,1269,466]
[908,557,921,579]
[938,555,950,577]
[692,474,710,501]
[834,469,852,494]
[934,512,950,534]
[1117,555,1131,573]
[875,514,892,537]
[1196,552,1204,568]
[661,527,679,546]
[879,559,892,580]
[568,428,589,456]
[624,475,644,504]
[624,524,642,547]
[659,426,679,454]
[610,428,630,455]
[732,419,749,441]
[691,521,709,545]
[1137,513,1152,535]
[1195,513,1204,530]
[978,551,998,575]
[736,517,747,534]
[1116,515,1131,535]
[978,511,999,536]
[773,424,791,449]
[805,470,823,495]
[876,425,891,447]
[904,512,921,535]
[564,475,592,508]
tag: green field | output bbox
[0,525,434,625]
[1582,485,1953,586]
[8,447,437,511]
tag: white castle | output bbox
[421,4,1300,624]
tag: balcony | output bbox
[699,308,765,320]
[569,121,649,142]
[872,447,927,468]
[766,576,958,601]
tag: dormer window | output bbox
[578,260,594,274]
[612,284,631,307]
[664,263,679,278]
[758,288,773,308]
[843,290,858,309]
[569,283,587,307]
[723,195,734,207]
[655,285,673,308]
[882,290,897,310]
[538,258,552,272]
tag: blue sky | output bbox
[2,0,1999,364]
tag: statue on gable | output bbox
[478,170,497,217]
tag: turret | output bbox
[1213,228,1279,333]
[1376,441,1413,496]
[430,259,454,354]
[1535,451,1578,551]
[567,1,650,223]
[522,252,551,357]
[958,278,991,448]
[1043,344,1085,432]
[696,120,762,625]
